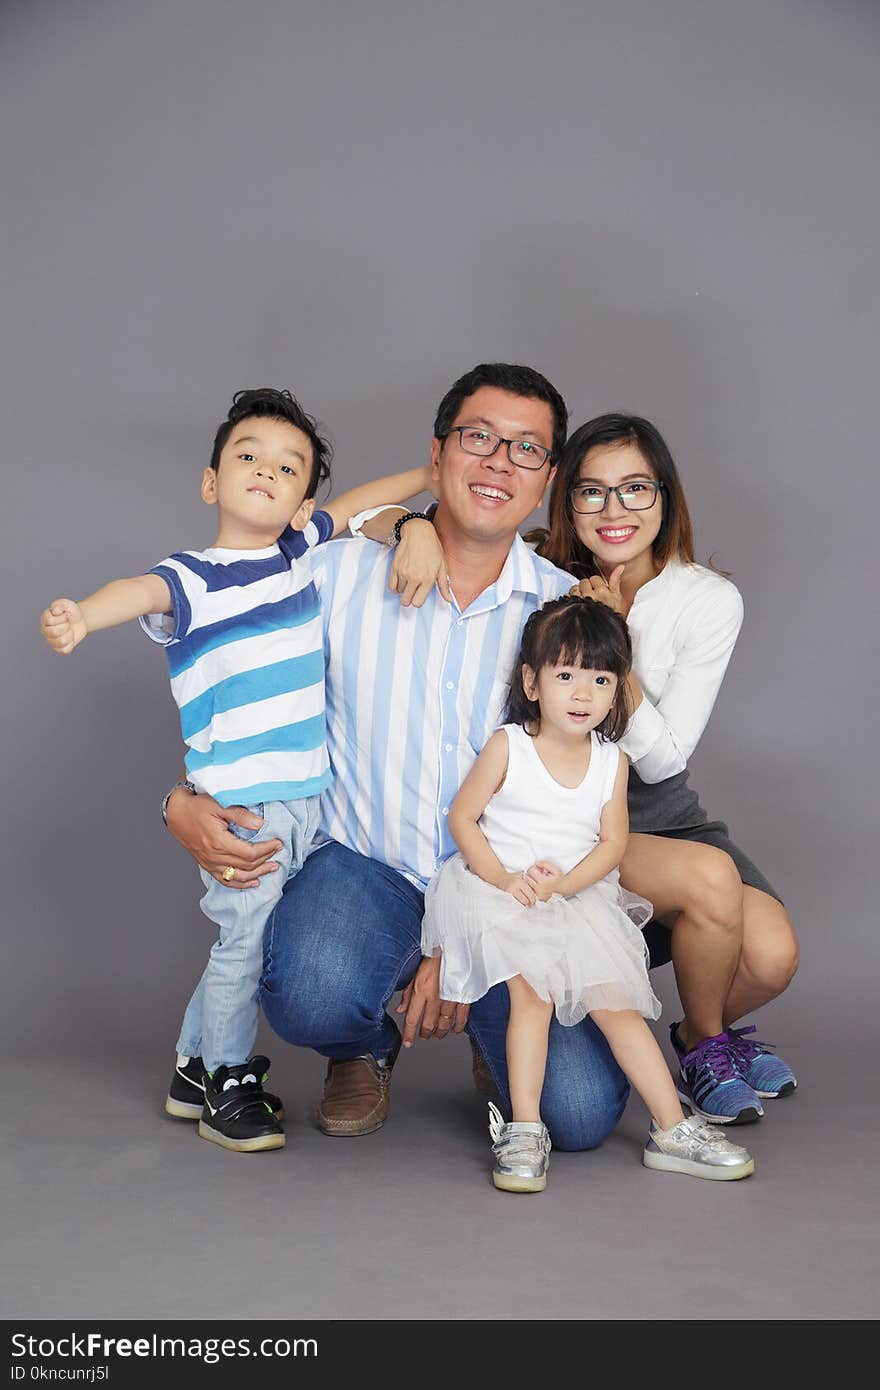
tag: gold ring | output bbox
[221,866,236,882]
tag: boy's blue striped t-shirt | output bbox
[140,513,333,808]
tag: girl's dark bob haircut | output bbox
[506,596,632,742]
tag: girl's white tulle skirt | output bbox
[422,855,661,1026]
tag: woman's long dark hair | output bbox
[530,413,695,578]
[506,596,632,742]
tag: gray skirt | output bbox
[628,769,782,970]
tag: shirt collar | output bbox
[630,554,682,608]
[462,532,565,614]
[507,531,570,599]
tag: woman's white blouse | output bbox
[620,558,743,784]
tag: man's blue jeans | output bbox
[261,843,629,1151]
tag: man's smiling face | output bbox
[430,386,556,545]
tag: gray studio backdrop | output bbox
[2,0,877,1061]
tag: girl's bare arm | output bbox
[449,731,537,907]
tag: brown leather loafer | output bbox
[470,1034,500,1100]
[316,1032,401,1137]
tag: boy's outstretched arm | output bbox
[39,574,171,654]
[320,464,433,538]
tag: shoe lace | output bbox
[727,1024,775,1063]
[680,1035,739,1084]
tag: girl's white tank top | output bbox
[480,724,622,876]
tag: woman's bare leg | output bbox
[621,834,743,1046]
[722,887,799,1026]
[620,836,799,1049]
[506,975,554,1123]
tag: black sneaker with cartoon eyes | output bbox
[165,1054,283,1122]
[198,1057,286,1152]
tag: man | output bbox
[166,363,628,1149]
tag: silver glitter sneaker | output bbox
[643,1114,755,1181]
[487,1101,551,1193]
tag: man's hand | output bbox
[40,599,88,654]
[497,870,537,907]
[165,787,283,889]
[523,860,566,901]
[396,956,469,1046]
[389,519,453,607]
[568,565,626,616]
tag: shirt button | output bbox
[445,681,455,690]
[442,807,450,816]
[445,743,453,753]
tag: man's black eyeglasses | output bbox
[441,426,552,471]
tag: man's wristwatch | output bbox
[161,778,196,826]
[391,510,430,546]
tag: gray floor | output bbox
[3,986,877,1322]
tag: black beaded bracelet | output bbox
[391,510,430,546]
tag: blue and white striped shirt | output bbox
[141,513,333,808]
[312,533,574,887]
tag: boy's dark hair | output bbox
[433,363,568,465]
[210,388,333,500]
[506,596,632,742]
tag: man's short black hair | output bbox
[210,388,332,500]
[433,363,568,464]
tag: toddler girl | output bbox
[422,596,755,1190]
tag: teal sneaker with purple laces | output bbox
[727,1024,797,1099]
[670,1025,763,1126]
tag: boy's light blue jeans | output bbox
[176,795,321,1074]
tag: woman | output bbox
[531,414,798,1124]
[379,413,799,1125]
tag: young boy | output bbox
[40,387,433,1153]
